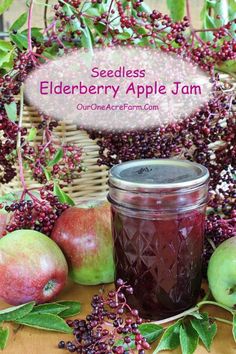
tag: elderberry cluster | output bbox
[3,185,68,235]
[58,279,150,353]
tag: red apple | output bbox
[51,200,115,285]
[0,229,68,305]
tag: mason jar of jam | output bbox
[108,159,209,320]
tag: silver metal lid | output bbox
[109,159,209,191]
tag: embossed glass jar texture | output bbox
[108,159,209,320]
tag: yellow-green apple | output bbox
[207,236,236,308]
[0,230,68,305]
[51,200,115,285]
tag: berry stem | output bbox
[27,0,34,52]
[17,85,27,191]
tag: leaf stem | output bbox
[197,301,235,315]
[213,317,233,326]
[150,306,199,325]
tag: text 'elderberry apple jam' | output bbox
[108,159,209,320]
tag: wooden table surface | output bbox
[2,282,235,354]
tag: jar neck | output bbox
[108,182,209,213]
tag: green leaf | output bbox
[15,313,73,333]
[81,25,93,53]
[0,40,13,52]
[139,323,163,344]
[53,183,75,206]
[191,313,217,351]
[0,302,35,322]
[153,320,181,353]
[0,327,9,350]
[217,60,236,74]
[56,301,81,318]
[0,0,15,14]
[189,311,203,320]
[21,28,44,42]
[167,0,185,21]
[116,323,163,350]
[9,12,27,31]
[10,33,28,50]
[42,167,51,182]
[31,303,69,315]
[214,0,228,26]
[4,102,17,122]
[47,148,63,167]
[180,322,199,354]
[116,32,132,40]
[27,127,37,141]
[233,313,236,342]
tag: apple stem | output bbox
[197,300,235,315]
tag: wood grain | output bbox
[1,282,235,354]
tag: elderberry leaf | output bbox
[15,313,73,333]
[27,127,37,141]
[0,40,13,52]
[4,101,17,122]
[116,323,163,350]
[0,0,14,15]
[166,0,185,22]
[153,320,181,353]
[53,183,75,206]
[48,148,63,167]
[31,303,69,315]
[190,312,217,351]
[9,12,27,32]
[10,33,28,50]
[0,302,35,322]
[180,322,199,354]
[55,301,81,318]
[233,313,236,342]
[0,327,9,350]
[21,28,44,43]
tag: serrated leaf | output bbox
[53,183,75,206]
[233,314,236,342]
[153,320,181,353]
[56,301,81,318]
[0,327,9,350]
[0,40,13,52]
[167,0,185,21]
[191,312,217,351]
[4,102,17,122]
[9,12,27,31]
[0,302,35,322]
[180,322,199,354]
[15,313,73,333]
[27,127,37,141]
[31,303,69,315]
[0,0,14,14]
[47,148,63,167]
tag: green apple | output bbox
[207,237,236,308]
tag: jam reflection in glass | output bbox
[111,206,205,320]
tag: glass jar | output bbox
[108,159,209,320]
